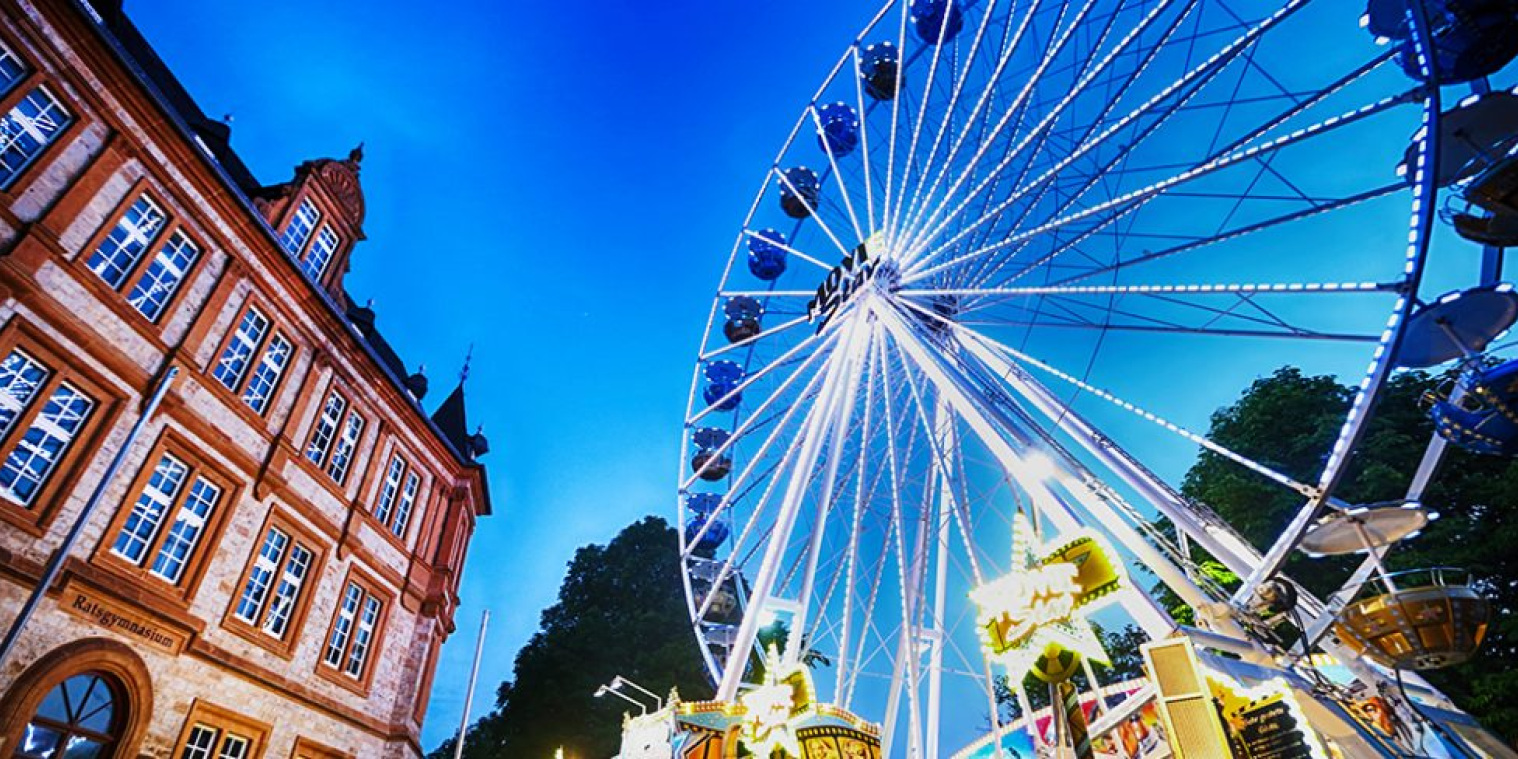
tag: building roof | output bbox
[91,2,262,194]
[430,382,473,459]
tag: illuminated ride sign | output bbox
[969,512,1126,682]
[807,233,887,333]
[739,644,817,758]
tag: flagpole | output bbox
[453,608,489,759]
[0,366,178,665]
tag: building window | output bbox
[279,198,320,256]
[373,452,421,539]
[181,724,249,759]
[0,85,72,190]
[126,229,200,321]
[172,702,267,759]
[0,41,25,90]
[306,389,364,485]
[241,333,291,415]
[15,673,122,758]
[232,523,315,641]
[86,195,165,288]
[301,225,341,280]
[325,411,364,484]
[108,451,225,587]
[322,579,384,681]
[211,304,294,416]
[0,347,95,508]
[84,191,203,323]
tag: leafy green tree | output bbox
[1179,367,1518,743]
[429,516,713,759]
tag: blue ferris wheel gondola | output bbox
[817,102,861,158]
[687,511,731,554]
[723,295,764,343]
[703,360,744,410]
[779,166,821,219]
[911,0,965,44]
[860,41,902,101]
[747,229,789,281]
[686,492,723,515]
[691,426,733,480]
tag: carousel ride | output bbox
[629,0,1518,755]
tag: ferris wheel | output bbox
[674,0,1518,754]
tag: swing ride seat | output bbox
[1335,567,1491,671]
[1427,359,1518,455]
[1466,153,1518,216]
[1450,210,1518,246]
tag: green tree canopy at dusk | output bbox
[1179,367,1518,742]
[429,516,712,759]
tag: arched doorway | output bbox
[0,638,152,758]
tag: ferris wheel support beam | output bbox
[789,322,870,665]
[872,299,1197,638]
[715,315,870,701]
[924,399,956,759]
[952,327,1264,582]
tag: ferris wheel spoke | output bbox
[899,0,1133,259]
[902,0,1154,254]
[909,87,1417,288]
[772,168,860,261]
[961,318,1384,343]
[1052,182,1406,289]
[681,333,837,494]
[943,310,1322,497]
[851,46,882,233]
[743,227,838,272]
[894,0,1021,244]
[787,324,875,664]
[880,0,913,239]
[898,0,1226,267]
[688,325,840,425]
[699,313,815,361]
[1042,289,1384,339]
[941,51,1406,289]
[885,0,964,243]
[809,104,869,245]
[907,280,1397,299]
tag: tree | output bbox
[1179,367,1518,743]
[429,516,713,759]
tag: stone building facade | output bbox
[0,1,492,757]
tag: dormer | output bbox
[254,145,367,296]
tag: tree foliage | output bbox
[1179,367,1518,743]
[428,517,713,759]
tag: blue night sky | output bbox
[124,0,878,748]
[123,0,1509,752]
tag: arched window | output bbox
[13,672,121,758]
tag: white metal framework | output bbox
[674,0,1492,754]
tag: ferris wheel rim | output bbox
[674,0,1456,748]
